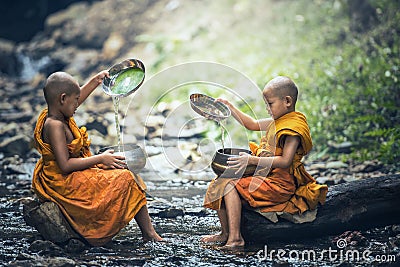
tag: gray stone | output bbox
[0,134,31,157]
[47,257,76,267]
[316,176,331,184]
[29,240,62,253]
[351,160,383,173]
[0,111,32,123]
[4,164,29,175]
[184,207,208,217]
[343,175,359,182]
[157,208,184,218]
[307,169,320,176]
[23,200,85,246]
[328,141,353,153]
[64,238,87,253]
[85,118,108,135]
[392,225,400,234]
[307,163,326,171]
[326,161,349,169]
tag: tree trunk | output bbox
[241,174,400,243]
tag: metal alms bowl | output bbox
[102,58,145,97]
[190,93,231,122]
[211,148,256,178]
[98,144,146,173]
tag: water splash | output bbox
[112,96,122,151]
[218,121,225,150]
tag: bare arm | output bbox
[227,135,300,173]
[78,70,109,106]
[46,119,126,174]
[216,98,273,131]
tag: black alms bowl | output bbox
[211,148,256,178]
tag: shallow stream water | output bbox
[0,158,398,266]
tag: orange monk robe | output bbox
[204,111,328,215]
[32,109,147,246]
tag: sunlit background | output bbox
[1,0,398,167]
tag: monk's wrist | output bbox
[249,156,257,165]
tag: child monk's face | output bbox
[59,84,80,119]
[62,91,80,118]
[262,86,289,120]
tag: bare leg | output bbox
[223,183,244,247]
[134,206,162,241]
[200,203,229,243]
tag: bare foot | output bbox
[221,238,245,249]
[200,233,228,243]
[143,232,163,242]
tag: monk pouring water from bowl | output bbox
[32,71,162,246]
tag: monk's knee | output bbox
[223,183,236,195]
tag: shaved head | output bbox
[263,76,298,104]
[43,72,80,105]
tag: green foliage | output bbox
[303,0,400,167]
[138,0,400,167]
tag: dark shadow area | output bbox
[0,0,95,42]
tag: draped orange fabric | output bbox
[204,111,328,215]
[32,109,147,246]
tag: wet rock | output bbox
[342,175,359,183]
[194,181,208,187]
[307,169,320,176]
[0,101,14,112]
[157,208,184,218]
[0,134,31,157]
[326,161,349,169]
[316,176,334,185]
[351,160,383,173]
[11,257,76,267]
[184,207,208,217]
[145,145,163,157]
[332,230,368,247]
[395,235,400,247]
[392,225,400,234]
[1,155,21,165]
[64,238,87,253]
[307,162,326,171]
[14,252,35,261]
[84,117,109,136]
[4,164,27,176]
[145,115,165,139]
[145,115,165,129]
[23,200,85,245]
[162,120,208,139]
[146,149,188,176]
[328,141,353,154]
[29,240,63,254]
[0,110,32,123]
[156,101,175,117]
